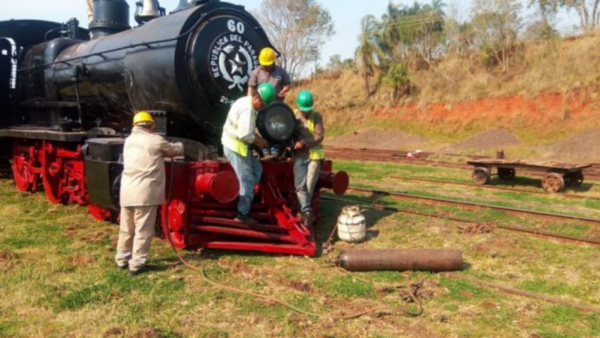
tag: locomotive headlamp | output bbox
[256,102,296,145]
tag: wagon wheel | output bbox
[563,172,584,187]
[541,173,565,193]
[472,167,491,185]
[498,168,516,181]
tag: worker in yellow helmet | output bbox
[115,111,184,276]
[292,90,325,226]
[248,47,291,159]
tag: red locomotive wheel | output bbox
[11,153,35,192]
[88,204,112,222]
[40,150,63,204]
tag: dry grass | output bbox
[1,162,600,338]
[290,33,600,146]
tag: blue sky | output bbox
[2,0,578,67]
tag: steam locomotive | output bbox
[0,0,348,256]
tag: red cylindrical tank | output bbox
[318,170,349,195]
[195,171,239,203]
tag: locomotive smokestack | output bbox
[89,0,131,39]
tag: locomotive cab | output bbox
[0,38,12,128]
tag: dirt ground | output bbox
[324,88,600,161]
[443,129,521,153]
[325,128,429,150]
[326,127,600,160]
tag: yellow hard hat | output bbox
[133,111,155,126]
[259,47,276,66]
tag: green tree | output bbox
[471,0,522,71]
[380,1,446,66]
[384,63,410,101]
[255,0,335,80]
[326,54,354,73]
[528,0,600,32]
[526,0,559,40]
[355,15,384,96]
[355,1,446,96]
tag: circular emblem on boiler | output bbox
[209,33,259,94]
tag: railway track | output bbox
[347,187,600,227]
[325,146,600,180]
[322,195,600,246]
[392,177,600,201]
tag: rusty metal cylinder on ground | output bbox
[334,249,464,272]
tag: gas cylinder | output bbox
[337,205,367,243]
[334,249,464,272]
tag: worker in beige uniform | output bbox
[115,112,183,276]
[292,90,325,225]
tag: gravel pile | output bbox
[544,129,600,160]
[446,129,521,152]
[325,128,429,150]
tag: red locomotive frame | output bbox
[10,138,349,256]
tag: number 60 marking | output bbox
[227,20,245,34]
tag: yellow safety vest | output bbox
[296,110,325,160]
[222,108,257,157]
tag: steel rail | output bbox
[347,187,600,226]
[325,147,600,180]
[391,176,600,201]
[321,196,600,246]
[443,274,600,314]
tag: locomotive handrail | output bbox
[18,7,261,74]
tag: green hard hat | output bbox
[296,90,314,112]
[257,83,276,106]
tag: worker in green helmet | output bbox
[222,83,276,225]
[292,90,325,225]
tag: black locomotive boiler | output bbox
[0,0,349,256]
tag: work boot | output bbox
[234,213,260,225]
[296,211,310,225]
[306,212,315,225]
[128,266,148,276]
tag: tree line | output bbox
[348,0,600,101]
[255,0,600,100]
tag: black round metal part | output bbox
[189,14,266,108]
[472,167,490,185]
[256,102,295,145]
[564,171,584,187]
[498,167,515,181]
[4,2,275,146]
